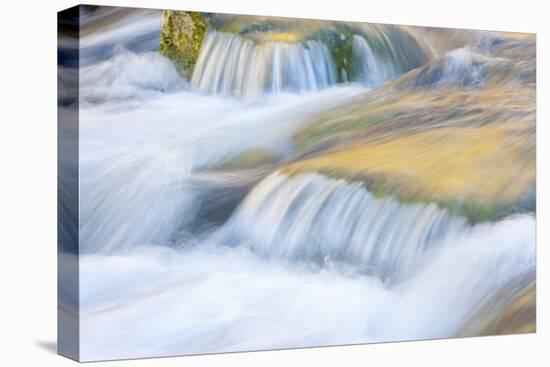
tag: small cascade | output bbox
[191,31,337,98]
[408,47,511,89]
[352,35,398,85]
[218,172,468,280]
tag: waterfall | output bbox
[191,31,337,98]
[352,35,398,85]
[190,29,430,96]
[218,172,468,280]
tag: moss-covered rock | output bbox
[307,26,356,83]
[159,10,208,79]
[294,108,393,152]
[306,24,429,84]
[283,34,536,224]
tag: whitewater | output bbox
[70,9,536,361]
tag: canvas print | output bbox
[58,5,536,362]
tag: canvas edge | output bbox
[57,4,81,362]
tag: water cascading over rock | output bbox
[216,172,468,281]
[155,16,435,97]
[352,35,399,85]
[191,31,337,98]
[407,48,510,88]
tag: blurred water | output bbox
[79,215,535,360]
[79,76,365,253]
[192,31,336,98]
[79,7,161,65]
[72,8,536,361]
[352,35,399,85]
[217,172,468,281]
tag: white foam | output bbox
[79,48,185,103]
[78,86,365,253]
[79,215,535,360]
[217,172,467,280]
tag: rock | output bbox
[159,10,207,79]
[404,48,509,89]
[285,34,535,223]
[216,149,280,170]
[458,273,535,336]
[186,169,269,232]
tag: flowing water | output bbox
[66,9,536,361]
[216,172,468,282]
[352,35,398,85]
[192,31,336,98]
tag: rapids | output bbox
[217,172,468,281]
[57,8,537,361]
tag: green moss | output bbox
[294,110,392,151]
[307,25,356,82]
[383,182,517,224]
[366,180,391,199]
[306,24,429,83]
[217,149,280,170]
[443,199,513,224]
[214,21,242,35]
[159,11,208,79]
[210,17,283,38]
[321,168,348,181]
[239,21,277,36]
[364,177,515,223]
[287,166,519,224]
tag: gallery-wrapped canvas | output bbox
[58,4,536,362]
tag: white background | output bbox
[0,0,547,365]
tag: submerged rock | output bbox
[187,169,269,233]
[458,273,535,336]
[410,48,496,88]
[160,10,207,79]
[216,149,281,170]
[286,35,536,223]
[307,24,429,84]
